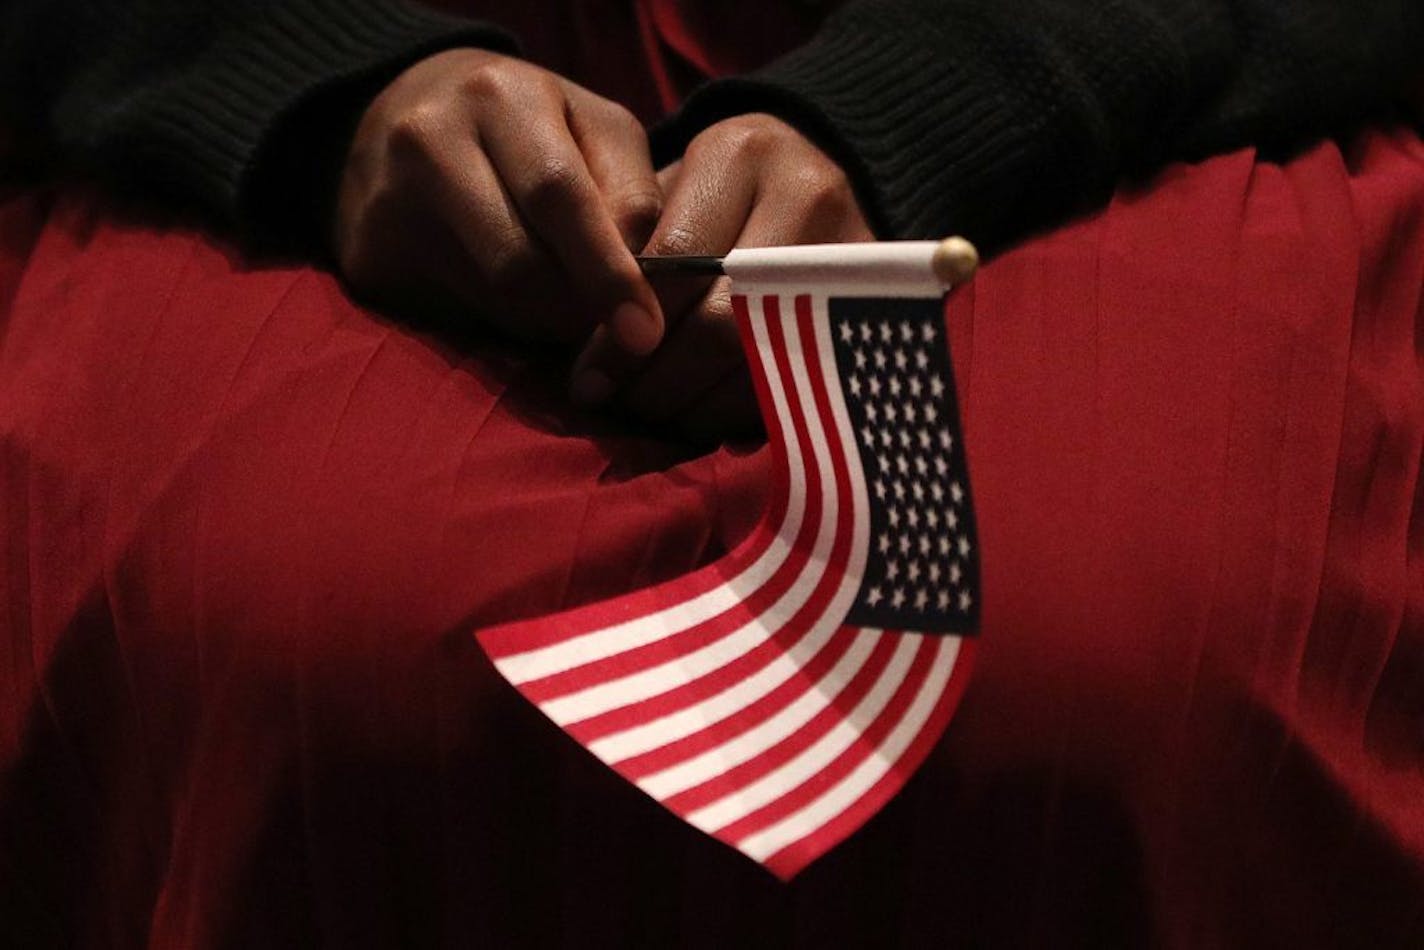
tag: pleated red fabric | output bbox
[3,5,1424,945]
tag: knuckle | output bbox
[522,156,583,215]
[710,117,775,160]
[482,227,541,290]
[386,102,448,157]
[459,58,518,99]
[799,166,853,216]
[650,224,704,257]
[614,187,662,233]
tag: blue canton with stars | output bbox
[829,297,980,635]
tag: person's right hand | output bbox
[334,48,665,355]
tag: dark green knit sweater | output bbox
[2,0,1419,253]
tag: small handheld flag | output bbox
[479,238,981,879]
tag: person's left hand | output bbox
[569,113,875,442]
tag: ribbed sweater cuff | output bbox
[91,0,514,248]
[652,14,1100,250]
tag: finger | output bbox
[479,107,663,355]
[640,141,757,321]
[570,147,756,405]
[617,278,743,422]
[419,139,583,343]
[567,92,662,251]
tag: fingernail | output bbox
[610,301,661,356]
[571,368,614,406]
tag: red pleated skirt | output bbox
[2,6,1423,946]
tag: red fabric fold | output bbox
[3,129,1423,945]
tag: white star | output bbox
[926,508,939,529]
[876,451,890,471]
[921,322,937,343]
[899,429,913,449]
[881,429,894,448]
[849,375,863,397]
[931,483,945,502]
[860,323,873,342]
[937,590,951,610]
[947,509,959,530]
[868,377,882,397]
[888,507,901,527]
[894,349,908,371]
[914,456,929,476]
[896,454,909,474]
[924,404,939,424]
[935,457,950,476]
[861,426,876,446]
[912,481,925,502]
[880,322,893,343]
[900,322,915,343]
[874,349,887,370]
[885,404,899,423]
[886,559,900,580]
[908,560,922,582]
[958,590,973,612]
[930,375,946,398]
[918,429,933,450]
[938,429,954,451]
[907,508,920,529]
[839,322,854,342]
[919,533,933,555]
[889,376,903,398]
[893,479,905,500]
[904,403,918,424]
[949,561,963,585]
[867,585,883,606]
[915,350,930,370]
[873,478,887,500]
[899,534,912,555]
[877,531,891,553]
[914,589,929,610]
[909,377,923,397]
[958,536,972,557]
[891,588,907,609]
[929,563,942,583]
[854,349,867,369]
[939,536,953,556]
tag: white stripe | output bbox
[537,299,845,726]
[629,628,880,798]
[737,636,961,862]
[594,296,876,771]
[493,298,807,685]
[686,633,922,834]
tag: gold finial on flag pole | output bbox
[931,236,979,287]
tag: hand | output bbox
[335,48,665,353]
[570,113,875,441]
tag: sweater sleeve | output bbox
[651,0,1424,249]
[0,0,515,247]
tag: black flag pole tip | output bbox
[634,255,726,275]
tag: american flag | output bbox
[478,243,980,878]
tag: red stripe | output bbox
[608,295,872,778]
[711,633,939,844]
[516,295,828,707]
[762,638,977,880]
[477,294,794,661]
[657,628,900,811]
[614,624,865,778]
[558,294,860,740]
